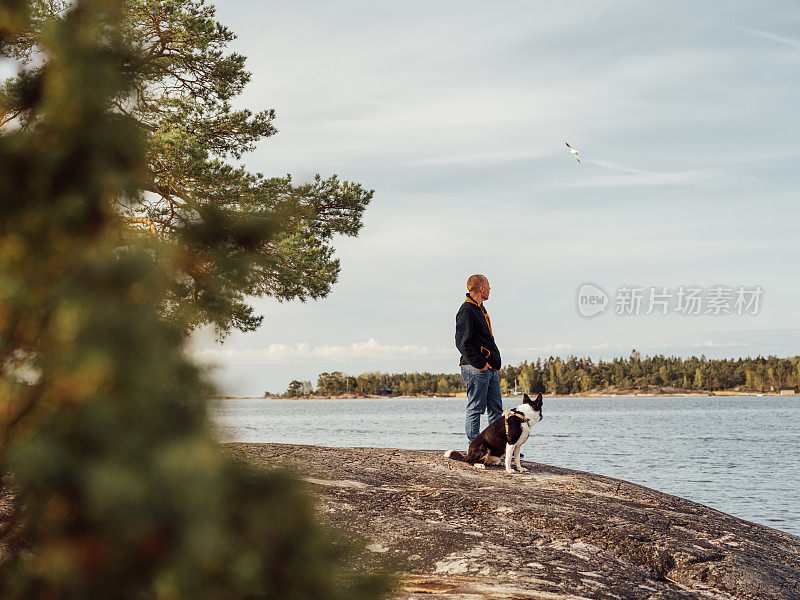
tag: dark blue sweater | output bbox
[455,294,501,370]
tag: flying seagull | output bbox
[565,142,580,164]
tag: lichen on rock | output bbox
[230,443,800,600]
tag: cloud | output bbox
[185,2,800,396]
[191,339,451,365]
[506,342,616,355]
[690,340,749,348]
[553,159,762,189]
[743,28,800,49]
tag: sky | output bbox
[187,0,800,395]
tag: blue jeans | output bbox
[460,365,503,443]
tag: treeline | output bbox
[284,371,467,397]
[279,352,800,397]
[501,352,800,395]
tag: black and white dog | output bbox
[444,393,543,473]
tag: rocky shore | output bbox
[230,443,800,600]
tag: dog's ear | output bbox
[522,393,531,403]
[533,393,543,408]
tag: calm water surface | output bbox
[212,395,800,537]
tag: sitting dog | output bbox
[444,393,543,473]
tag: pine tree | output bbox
[0,2,389,597]
[1,0,373,339]
[518,371,531,395]
[694,368,705,390]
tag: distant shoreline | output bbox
[216,390,792,400]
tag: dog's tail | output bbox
[443,449,466,462]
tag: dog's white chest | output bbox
[517,423,531,446]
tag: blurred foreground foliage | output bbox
[2,0,374,339]
[0,1,390,598]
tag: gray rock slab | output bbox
[228,443,800,600]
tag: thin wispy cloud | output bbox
[743,28,800,49]
[555,159,762,189]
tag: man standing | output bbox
[455,274,502,443]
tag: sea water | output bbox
[212,395,800,537]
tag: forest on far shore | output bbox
[277,352,800,397]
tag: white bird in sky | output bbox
[565,142,580,164]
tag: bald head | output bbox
[467,274,487,292]
[467,274,491,304]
